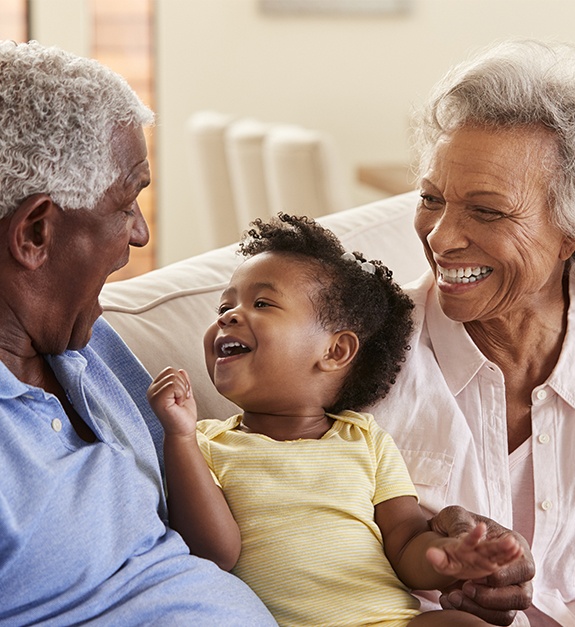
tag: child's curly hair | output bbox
[239,213,414,414]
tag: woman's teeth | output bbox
[438,265,492,284]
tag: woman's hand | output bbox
[430,506,535,626]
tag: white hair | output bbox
[413,39,575,238]
[0,40,154,218]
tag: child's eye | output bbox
[254,300,270,308]
[217,304,231,315]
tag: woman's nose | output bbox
[130,201,150,248]
[425,207,469,255]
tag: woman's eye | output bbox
[474,207,505,221]
[420,194,442,209]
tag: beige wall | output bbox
[29,0,90,57]
[156,0,575,264]
[28,0,575,265]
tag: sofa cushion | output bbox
[100,191,426,420]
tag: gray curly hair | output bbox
[0,40,154,218]
[413,39,575,238]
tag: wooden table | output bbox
[356,163,416,196]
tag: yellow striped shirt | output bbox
[197,410,420,627]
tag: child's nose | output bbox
[217,308,240,327]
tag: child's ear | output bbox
[318,330,359,372]
[8,194,57,270]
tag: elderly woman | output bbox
[371,40,575,626]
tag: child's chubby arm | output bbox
[375,497,523,591]
[147,366,241,571]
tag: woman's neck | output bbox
[464,274,570,452]
[464,275,570,380]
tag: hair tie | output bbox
[341,252,376,275]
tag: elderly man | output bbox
[0,40,276,625]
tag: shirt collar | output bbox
[546,266,575,409]
[328,409,371,430]
[0,360,31,399]
[426,285,488,397]
[0,349,87,400]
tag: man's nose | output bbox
[130,201,150,248]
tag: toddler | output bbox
[148,214,523,627]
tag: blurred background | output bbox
[2,0,575,279]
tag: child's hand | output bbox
[147,367,198,437]
[426,522,524,581]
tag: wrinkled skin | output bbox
[430,506,534,626]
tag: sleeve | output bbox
[196,422,222,487]
[371,424,419,506]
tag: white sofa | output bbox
[100,190,427,421]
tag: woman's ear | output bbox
[318,330,359,372]
[7,194,58,270]
[560,235,575,261]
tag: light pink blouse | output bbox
[369,269,575,626]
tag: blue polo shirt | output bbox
[0,317,276,626]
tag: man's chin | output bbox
[67,327,94,351]
[109,255,130,277]
[67,305,102,351]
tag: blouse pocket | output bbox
[399,449,454,516]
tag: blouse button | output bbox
[536,389,548,401]
[541,500,553,511]
[538,433,550,445]
[51,418,63,432]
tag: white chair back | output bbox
[186,111,351,242]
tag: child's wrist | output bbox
[163,430,198,443]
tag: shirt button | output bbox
[536,389,548,401]
[51,418,63,432]
[541,500,553,511]
[538,433,550,444]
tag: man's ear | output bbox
[7,194,58,270]
[318,330,359,372]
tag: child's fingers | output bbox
[427,545,501,579]
[149,368,190,406]
[458,522,487,548]
[178,369,192,399]
[426,546,452,573]
[428,531,524,579]
[474,534,524,565]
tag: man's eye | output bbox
[123,200,138,216]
